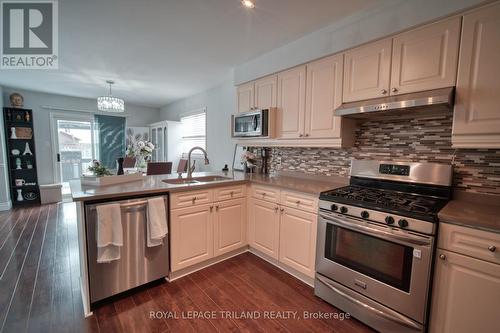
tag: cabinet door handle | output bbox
[274,206,279,212]
[210,206,213,212]
[215,205,219,211]
[230,191,234,197]
[391,87,398,93]
[295,200,301,204]
[304,134,309,137]
[280,208,284,213]
[192,197,197,204]
[439,254,446,260]
[488,245,496,252]
[381,89,387,95]
[299,134,303,137]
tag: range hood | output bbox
[335,87,454,118]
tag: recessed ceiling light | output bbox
[241,0,255,9]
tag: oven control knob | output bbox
[340,206,348,214]
[331,204,338,211]
[361,211,369,219]
[385,216,395,225]
[398,219,409,228]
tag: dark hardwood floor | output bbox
[0,203,374,333]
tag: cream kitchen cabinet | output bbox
[254,75,278,110]
[277,66,306,139]
[170,203,214,271]
[343,38,392,102]
[390,17,461,95]
[430,249,500,333]
[170,185,248,272]
[248,198,281,259]
[237,81,254,113]
[249,186,318,278]
[305,54,345,138]
[430,223,500,333]
[279,206,317,278]
[237,75,277,113]
[214,198,247,257]
[452,2,500,148]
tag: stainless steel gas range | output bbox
[315,159,453,333]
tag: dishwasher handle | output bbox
[87,196,167,211]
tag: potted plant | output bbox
[87,160,112,177]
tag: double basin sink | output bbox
[162,175,232,185]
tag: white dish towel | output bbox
[147,197,168,247]
[96,203,123,263]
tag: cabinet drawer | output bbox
[170,189,213,209]
[214,185,246,202]
[438,223,500,265]
[251,185,280,203]
[280,190,318,213]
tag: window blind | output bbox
[180,111,206,155]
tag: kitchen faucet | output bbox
[187,146,209,179]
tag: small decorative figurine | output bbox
[17,189,24,202]
[26,160,33,169]
[15,158,22,170]
[9,92,24,108]
[10,127,17,139]
[24,111,30,122]
[23,142,33,155]
[11,149,20,156]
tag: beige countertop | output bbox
[70,171,348,202]
[438,191,500,234]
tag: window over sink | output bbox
[180,109,206,156]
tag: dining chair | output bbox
[146,162,173,175]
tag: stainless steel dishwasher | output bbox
[85,196,169,303]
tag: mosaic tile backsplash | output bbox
[254,111,500,195]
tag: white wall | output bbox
[2,87,161,185]
[0,86,11,210]
[159,77,236,172]
[234,0,487,84]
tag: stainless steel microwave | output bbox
[232,109,273,137]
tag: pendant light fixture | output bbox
[97,80,125,112]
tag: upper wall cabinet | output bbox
[237,75,277,113]
[305,54,344,138]
[391,17,461,95]
[452,2,500,148]
[254,75,278,110]
[343,38,392,102]
[237,82,254,113]
[277,66,306,139]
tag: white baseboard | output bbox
[0,200,12,211]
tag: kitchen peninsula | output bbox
[70,171,348,317]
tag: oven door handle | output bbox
[319,212,432,246]
[316,275,422,331]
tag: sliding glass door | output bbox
[51,114,96,198]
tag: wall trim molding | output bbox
[0,200,12,211]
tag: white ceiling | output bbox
[0,0,378,108]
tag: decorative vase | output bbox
[17,189,23,202]
[10,128,17,139]
[135,155,147,172]
[23,142,33,155]
[116,158,124,175]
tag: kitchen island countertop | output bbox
[69,171,348,202]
